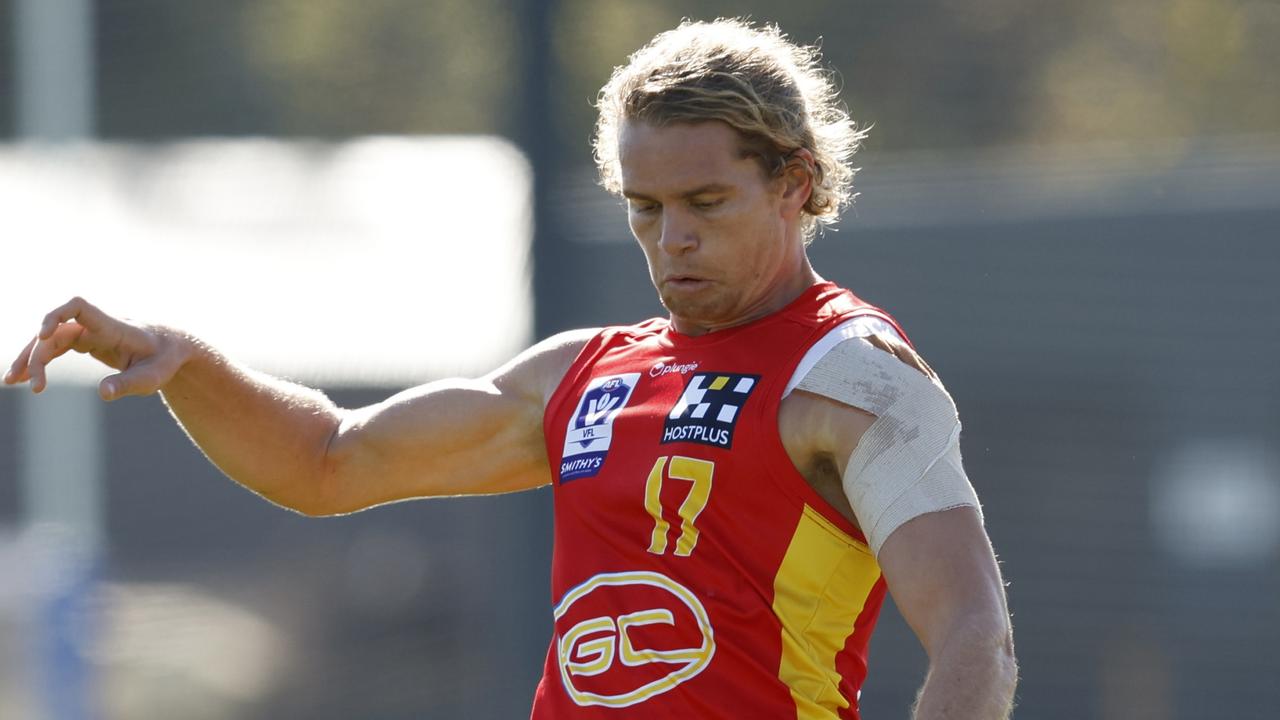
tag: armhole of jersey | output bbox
[782,315,906,399]
[542,322,665,485]
[542,328,614,454]
[754,311,905,547]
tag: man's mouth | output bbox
[666,274,707,284]
[665,276,708,290]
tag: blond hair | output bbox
[594,18,866,239]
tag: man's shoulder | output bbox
[524,317,666,368]
[811,283,886,320]
[523,327,602,371]
[797,282,913,349]
[489,328,601,407]
[603,316,670,337]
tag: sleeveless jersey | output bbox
[531,282,910,719]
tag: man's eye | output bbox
[691,198,724,211]
[630,202,660,214]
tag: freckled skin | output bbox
[617,120,819,337]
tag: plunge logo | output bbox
[561,373,641,482]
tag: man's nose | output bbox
[659,212,697,255]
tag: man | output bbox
[6,19,1015,719]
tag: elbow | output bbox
[976,614,1019,701]
[299,417,352,517]
[276,413,352,518]
[992,609,1018,678]
[941,611,1019,692]
[260,476,345,518]
[995,631,1019,715]
[973,612,1018,674]
[284,485,349,519]
[965,616,1019,715]
[287,495,342,518]
[995,625,1019,692]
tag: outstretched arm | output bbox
[5,297,593,516]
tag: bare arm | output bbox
[879,508,1017,719]
[786,331,1016,717]
[5,297,593,516]
[856,334,1016,718]
[791,396,1017,718]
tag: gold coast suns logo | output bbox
[554,571,715,708]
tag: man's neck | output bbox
[670,263,823,336]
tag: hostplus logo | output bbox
[661,372,759,449]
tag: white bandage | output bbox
[793,335,980,556]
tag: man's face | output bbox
[618,119,810,335]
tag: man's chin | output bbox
[660,291,733,327]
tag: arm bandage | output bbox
[793,335,980,556]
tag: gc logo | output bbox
[554,571,715,708]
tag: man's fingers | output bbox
[39,296,111,340]
[4,336,39,384]
[99,358,168,401]
[26,323,88,393]
[9,317,164,399]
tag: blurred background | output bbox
[1,0,1278,718]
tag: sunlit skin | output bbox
[618,119,820,336]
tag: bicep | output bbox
[330,377,549,503]
[318,329,595,514]
[877,507,1010,655]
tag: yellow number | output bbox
[644,456,714,556]
[644,458,670,554]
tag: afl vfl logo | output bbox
[561,373,642,482]
[554,571,715,708]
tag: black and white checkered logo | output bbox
[661,372,759,449]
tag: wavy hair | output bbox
[594,19,866,240]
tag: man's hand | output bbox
[3,296,190,401]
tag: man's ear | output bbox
[779,148,815,215]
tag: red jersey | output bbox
[532,282,909,719]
